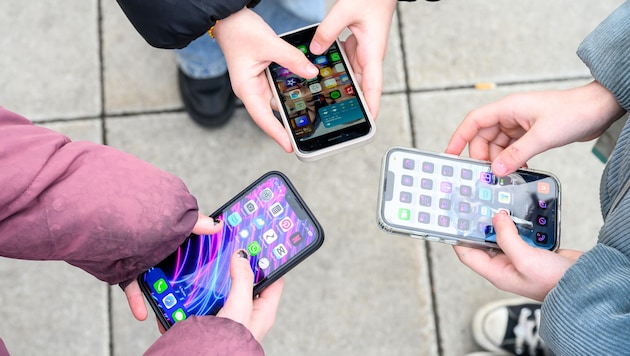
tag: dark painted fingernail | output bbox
[213,217,221,225]
[237,249,249,260]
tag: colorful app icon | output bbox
[239,229,249,239]
[498,176,513,186]
[440,181,452,193]
[422,162,434,173]
[480,206,492,217]
[285,77,298,88]
[537,215,548,226]
[478,188,492,201]
[323,78,337,89]
[329,52,341,62]
[171,308,187,322]
[330,90,341,100]
[320,67,333,77]
[247,241,262,256]
[439,198,451,210]
[309,82,322,94]
[262,229,278,245]
[421,178,433,190]
[279,217,293,232]
[260,188,273,202]
[297,45,307,54]
[289,232,304,246]
[458,202,471,213]
[461,168,473,180]
[314,56,328,65]
[419,195,432,207]
[334,63,345,73]
[480,172,494,184]
[153,278,168,294]
[254,217,266,229]
[258,257,270,270]
[344,85,354,95]
[399,191,412,203]
[269,202,284,217]
[459,185,472,197]
[293,115,309,128]
[227,212,242,226]
[339,74,350,84]
[537,182,550,194]
[498,191,511,204]
[403,158,415,170]
[457,218,470,230]
[279,67,291,77]
[401,175,413,186]
[438,215,450,227]
[294,100,306,111]
[441,165,454,177]
[538,200,548,209]
[418,212,430,224]
[535,232,549,245]
[162,293,177,310]
[243,199,258,215]
[398,208,411,221]
[273,243,288,259]
[289,89,301,99]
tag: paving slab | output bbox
[0,0,100,120]
[399,0,625,90]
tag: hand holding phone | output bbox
[139,171,324,330]
[377,147,561,251]
[266,24,376,162]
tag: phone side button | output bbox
[424,236,440,242]
[442,239,458,245]
[410,234,428,240]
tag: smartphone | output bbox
[138,171,324,329]
[377,147,561,251]
[266,23,376,162]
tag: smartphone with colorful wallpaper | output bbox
[138,171,324,330]
[377,147,561,252]
[265,23,375,162]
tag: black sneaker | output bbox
[178,68,236,127]
[472,298,554,356]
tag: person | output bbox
[444,1,630,354]
[0,106,283,355]
[175,0,326,127]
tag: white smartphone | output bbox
[377,147,561,251]
[266,23,376,162]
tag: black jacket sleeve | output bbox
[115,0,258,49]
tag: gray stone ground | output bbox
[0,1,624,355]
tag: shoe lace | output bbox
[513,307,548,356]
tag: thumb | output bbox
[492,211,532,257]
[217,250,254,323]
[270,37,318,80]
[491,131,542,176]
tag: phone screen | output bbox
[379,147,560,250]
[139,172,324,328]
[268,25,373,153]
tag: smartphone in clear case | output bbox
[266,23,375,162]
[377,147,561,251]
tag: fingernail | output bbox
[310,41,322,54]
[213,217,221,225]
[237,249,249,260]
[306,64,318,78]
[493,159,508,176]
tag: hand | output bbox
[310,0,398,118]
[217,250,284,342]
[453,211,582,301]
[123,213,223,323]
[445,81,625,176]
[214,8,319,153]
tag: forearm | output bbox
[0,107,198,285]
[578,0,630,112]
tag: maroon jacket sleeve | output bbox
[0,107,198,285]
[144,316,263,356]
